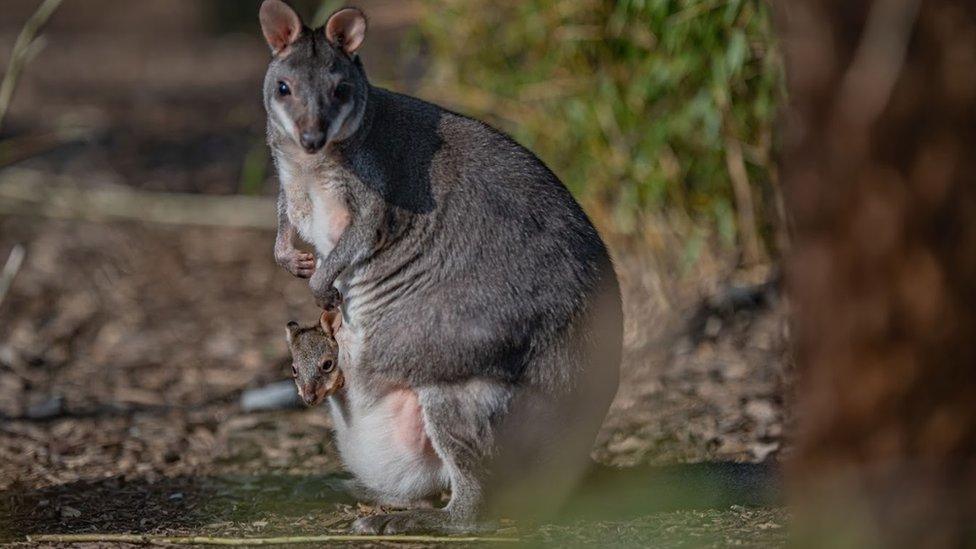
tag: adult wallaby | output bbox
[260,0,622,534]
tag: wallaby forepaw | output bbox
[276,250,316,279]
[351,509,467,535]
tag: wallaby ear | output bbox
[325,7,367,55]
[260,0,303,55]
[320,309,342,336]
[286,321,300,343]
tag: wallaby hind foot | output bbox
[352,509,494,535]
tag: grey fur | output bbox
[260,1,622,533]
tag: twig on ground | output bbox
[0,243,25,308]
[0,0,64,132]
[0,127,93,168]
[27,533,519,545]
[0,169,275,230]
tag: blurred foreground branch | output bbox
[0,169,275,229]
[0,0,64,131]
[781,0,976,546]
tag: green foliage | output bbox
[416,0,783,241]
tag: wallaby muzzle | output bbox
[300,129,327,153]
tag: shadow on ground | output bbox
[0,473,356,542]
[0,467,789,547]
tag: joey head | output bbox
[285,309,344,406]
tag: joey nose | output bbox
[300,131,327,153]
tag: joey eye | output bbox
[321,359,335,373]
[277,81,291,97]
[291,364,298,378]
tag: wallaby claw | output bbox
[314,286,343,311]
[276,249,316,279]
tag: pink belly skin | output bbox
[386,388,436,459]
[327,207,350,245]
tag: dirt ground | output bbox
[0,2,791,546]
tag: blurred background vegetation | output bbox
[0,0,787,265]
[415,0,785,264]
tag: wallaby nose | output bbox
[300,131,327,153]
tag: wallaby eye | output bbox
[291,364,298,378]
[333,83,350,103]
[321,359,335,373]
[277,81,291,97]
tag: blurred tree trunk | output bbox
[778,0,976,546]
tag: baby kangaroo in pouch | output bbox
[286,309,344,407]
[261,0,623,534]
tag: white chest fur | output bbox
[275,151,354,258]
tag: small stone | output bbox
[240,381,301,412]
[606,435,646,454]
[723,361,749,380]
[751,442,780,461]
[745,399,776,424]
[704,316,723,338]
[60,506,81,518]
[26,395,64,419]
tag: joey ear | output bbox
[286,321,300,343]
[260,0,303,55]
[320,309,342,336]
[325,7,366,54]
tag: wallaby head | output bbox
[286,308,344,406]
[260,0,369,154]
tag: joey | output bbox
[285,309,344,407]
